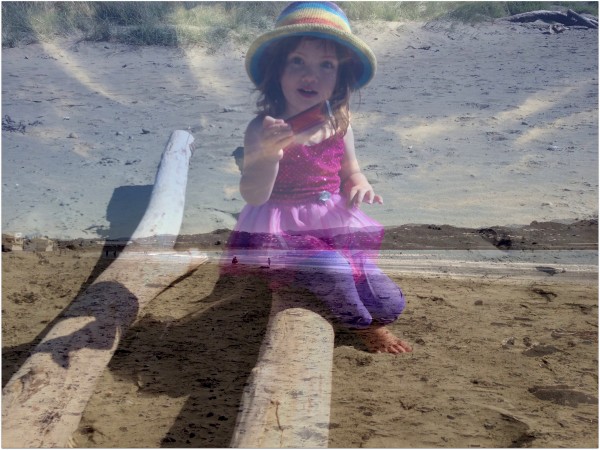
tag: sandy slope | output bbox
[2,20,598,239]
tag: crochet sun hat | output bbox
[245,1,377,90]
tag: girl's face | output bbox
[280,38,339,117]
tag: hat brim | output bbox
[246,24,376,90]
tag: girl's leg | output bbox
[294,251,411,354]
[355,259,406,324]
[293,250,374,329]
[355,259,412,354]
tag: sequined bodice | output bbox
[270,135,345,202]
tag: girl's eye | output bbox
[289,56,303,66]
[321,60,336,70]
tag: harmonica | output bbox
[286,100,333,134]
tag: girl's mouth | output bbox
[298,88,318,98]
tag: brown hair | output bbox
[255,36,359,136]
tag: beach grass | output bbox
[2,1,598,48]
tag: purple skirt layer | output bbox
[221,193,384,281]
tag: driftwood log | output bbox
[130,130,194,244]
[567,9,598,28]
[504,9,598,29]
[230,288,335,448]
[2,130,206,448]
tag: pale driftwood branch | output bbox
[505,9,572,24]
[130,130,195,245]
[503,9,598,29]
[567,9,598,29]
[230,290,335,448]
[2,130,206,448]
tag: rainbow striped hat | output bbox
[246,1,376,90]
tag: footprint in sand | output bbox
[522,344,559,357]
[363,406,535,448]
[528,385,598,407]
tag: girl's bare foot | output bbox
[356,325,412,354]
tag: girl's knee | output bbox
[358,270,406,323]
[384,289,406,321]
[372,289,405,324]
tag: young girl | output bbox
[224,1,411,354]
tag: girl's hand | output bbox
[339,126,382,208]
[254,116,294,162]
[347,182,384,208]
[239,115,294,206]
[343,172,383,208]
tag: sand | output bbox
[1,17,598,449]
[2,245,597,447]
[1,19,597,239]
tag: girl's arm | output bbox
[240,116,294,205]
[340,125,383,207]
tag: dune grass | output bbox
[2,1,598,48]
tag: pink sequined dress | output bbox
[223,133,384,282]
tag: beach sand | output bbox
[2,236,598,448]
[2,17,598,449]
[1,19,597,238]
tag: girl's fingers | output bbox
[350,190,363,207]
[279,136,295,151]
[364,192,384,205]
[267,120,291,132]
[260,125,293,156]
[273,128,293,140]
[364,190,375,204]
[347,190,358,207]
[348,190,383,207]
[267,125,293,144]
[263,115,285,127]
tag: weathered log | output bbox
[504,10,571,24]
[230,289,335,448]
[130,130,195,245]
[504,9,598,28]
[567,8,598,29]
[2,130,206,448]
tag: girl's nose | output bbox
[301,65,317,82]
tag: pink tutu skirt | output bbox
[221,192,384,282]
